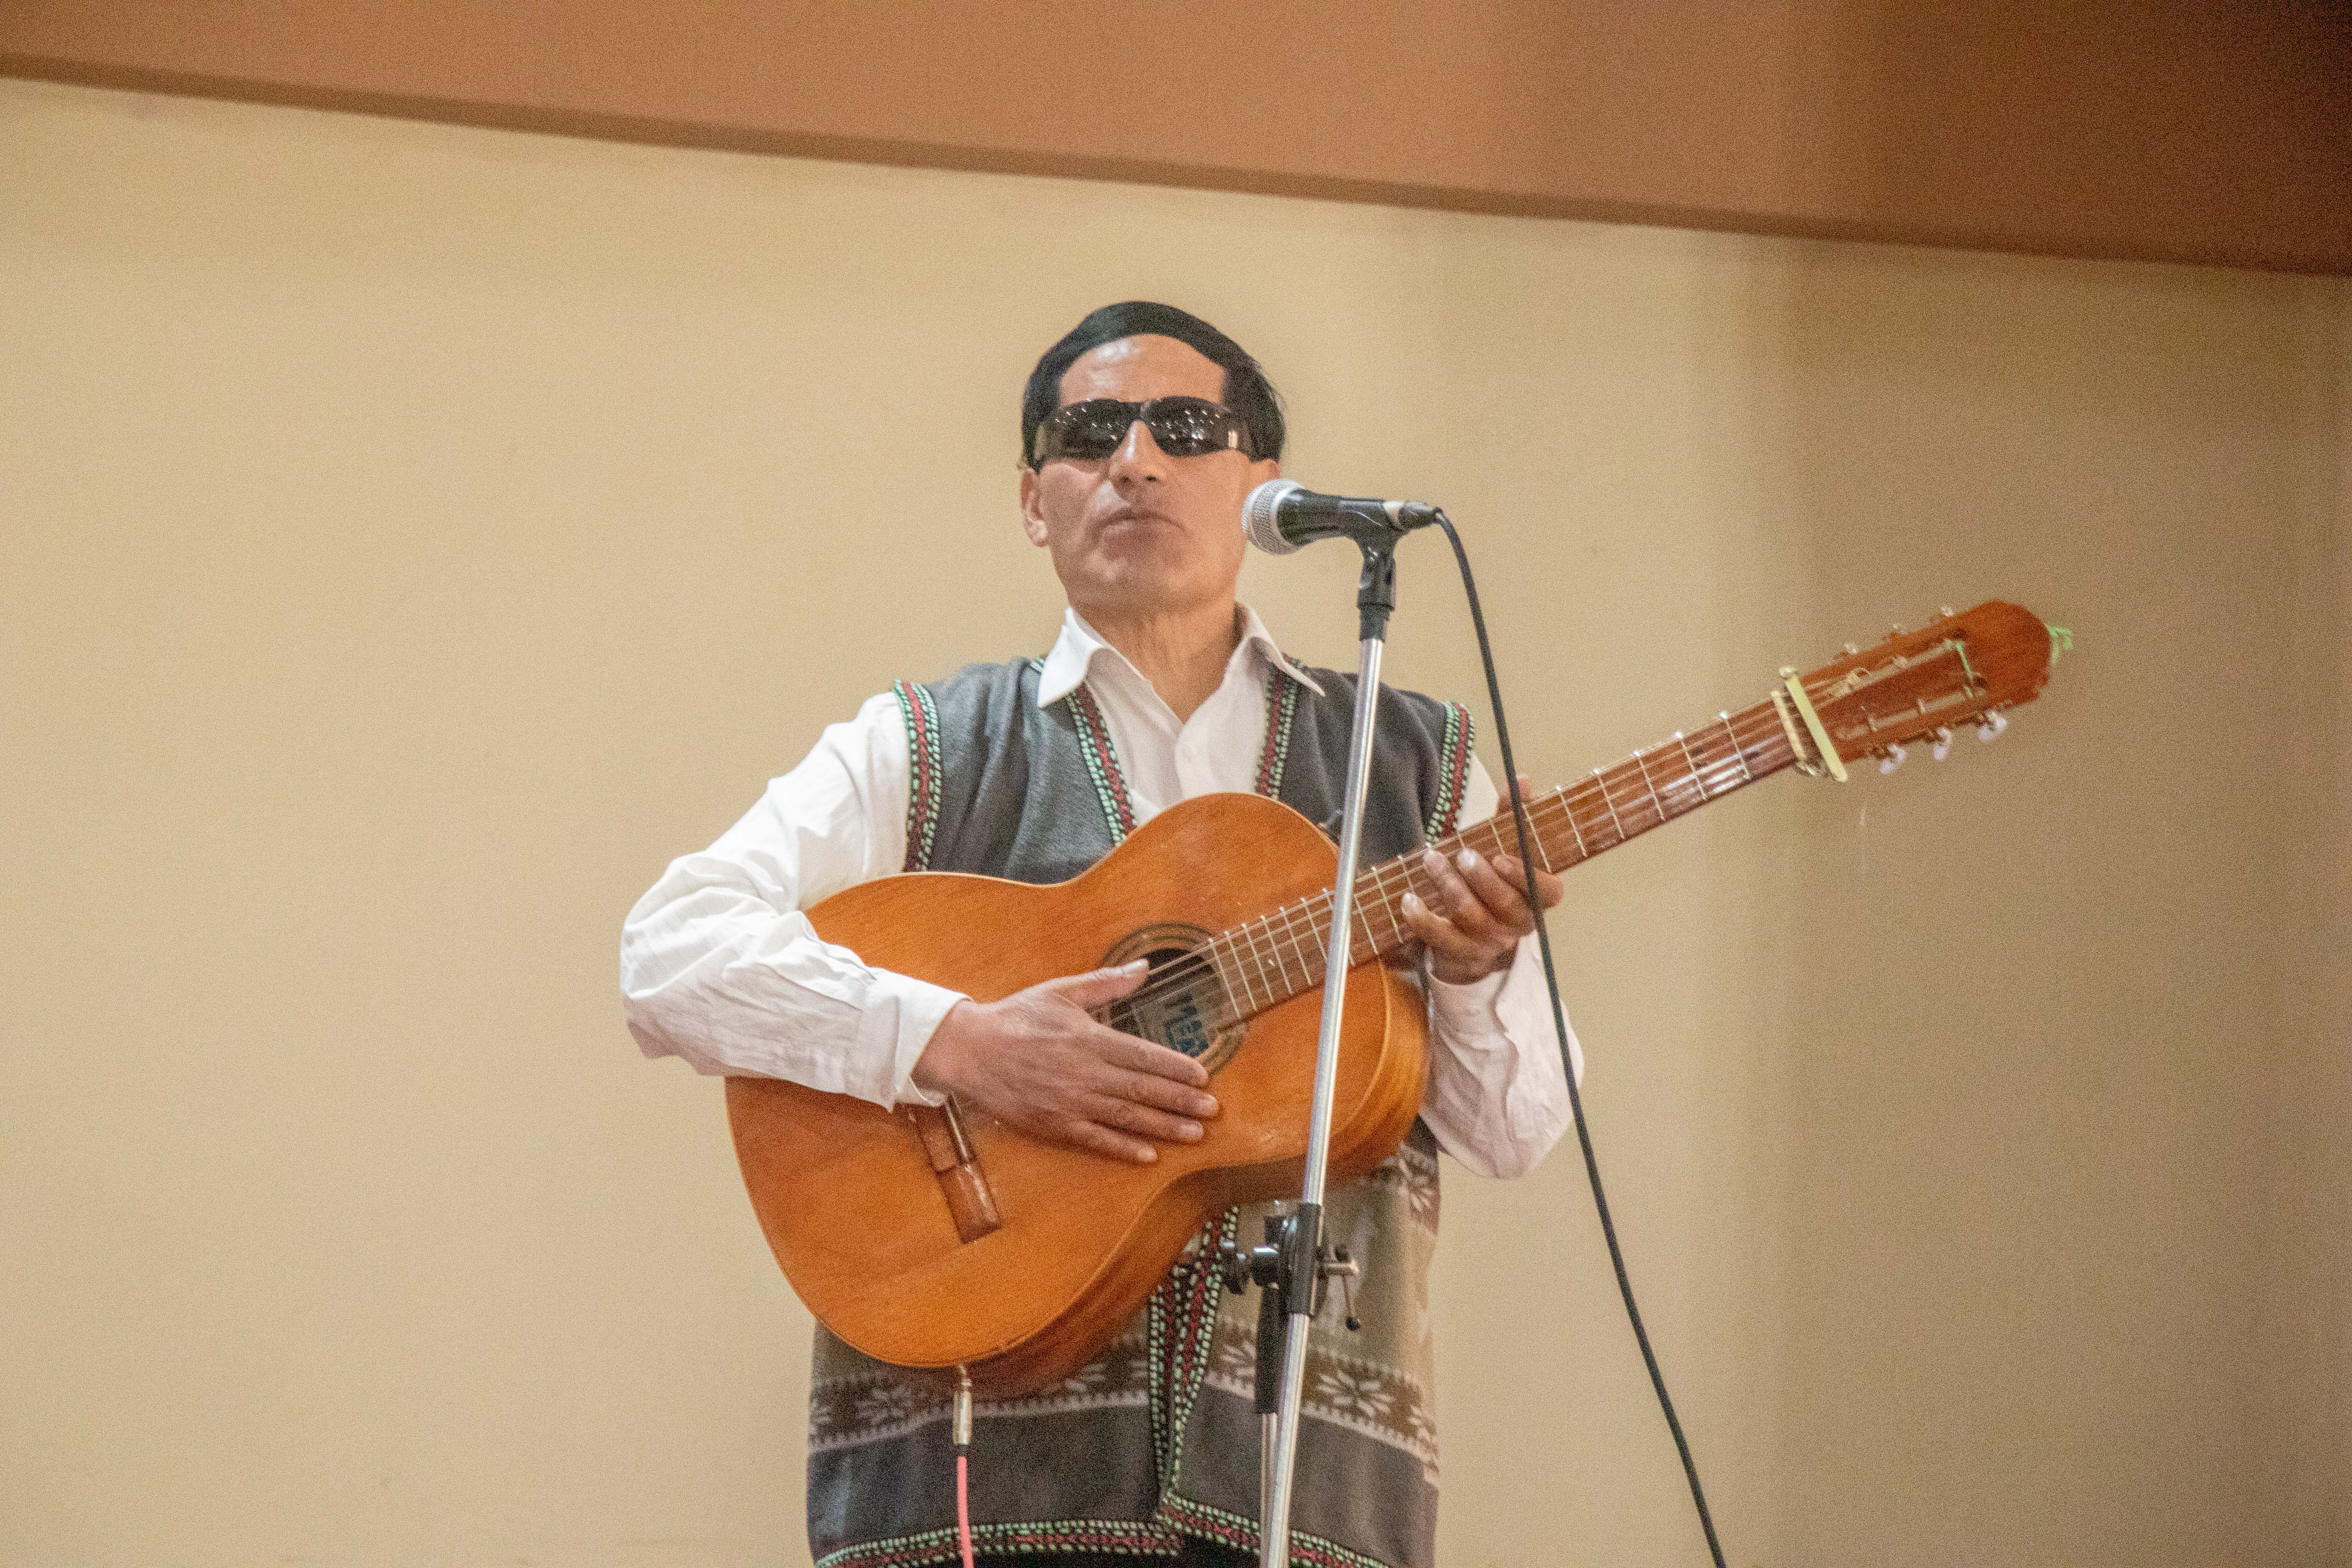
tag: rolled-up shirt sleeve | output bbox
[618,691,963,1109]
[1416,757,1581,1179]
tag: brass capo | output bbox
[1772,666,1848,782]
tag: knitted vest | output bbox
[806,655,1475,1568]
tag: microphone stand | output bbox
[1229,534,1397,1568]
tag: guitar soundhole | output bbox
[1098,923,1246,1076]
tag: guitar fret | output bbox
[1398,858,1434,940]
[1269,905,1301,994]
[1560,788,1589,863]
[1719,711,1753,785]
[1522,809,1555,873]
[1671,730,1706,808]
[1346,855,1433,967]
[1498,820,1532,874]
[1711,732,1744,795]
[1298,897,1330,982]
[1244,916,1279,1003]
[1354,878,1391,961]
[1205,937,1247,1019]
[1237,928,1262,1011]
[1384,864,1415,947]
[1352,874,1385,960]
[1296,901,1323,986]
[1593,769,1627,845]
[1632,746,1668,829]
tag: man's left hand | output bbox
[1401,785,1565,984]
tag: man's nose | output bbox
[1108,418,1168,481]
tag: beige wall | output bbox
[2,77,2345,1566]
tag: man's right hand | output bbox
[910,960,1220,1165]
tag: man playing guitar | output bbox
[621,301,1575,1568]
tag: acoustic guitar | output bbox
[726,600,2060,1395]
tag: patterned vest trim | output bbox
[894,677,946,874]
[811,656,1474,1568]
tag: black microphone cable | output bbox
[1429,510,1728,1568]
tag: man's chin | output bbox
[1065,562,1225,617]
[1083,531,1190,579]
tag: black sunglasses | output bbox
[1031,397,1257,466]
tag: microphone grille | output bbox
[1243,479,1303,555]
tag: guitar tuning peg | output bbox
[1939,605,1956,620]
[1977,710,2007,742]
[1930,727,1954,762]
[1878,743,1907,775]
[1843,642,1861,656]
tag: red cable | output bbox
[956,1451,975,1568]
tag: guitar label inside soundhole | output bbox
[1098,924,1245,1076]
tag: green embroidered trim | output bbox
[1146,1251,1172,1485]
[1423,701,1474,842]
[1157,1492,1391,1568]
[1064,681,1137,845]
[891,679,944,873]
[1155,1210,1240,1495]
[816,1515,1181,1568]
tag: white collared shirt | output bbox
[619,606,1576,1178]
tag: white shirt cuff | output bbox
[871,973,967,1108]
[1426,965,1514,1039]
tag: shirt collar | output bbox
[1034,603,1325,707]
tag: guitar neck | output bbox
[1206,695,1804,1018]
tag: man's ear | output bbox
[1018,466,1050,548]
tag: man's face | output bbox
[1020,334,1279,624]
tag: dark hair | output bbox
[1021,301,1285,469]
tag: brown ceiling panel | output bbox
[4,0,2347,274]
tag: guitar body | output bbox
[724,791,1429,1397]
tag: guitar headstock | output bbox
[1799,601,2060,770]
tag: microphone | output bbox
[1242,479,1440,555]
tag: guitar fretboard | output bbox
[1203,695,1805,1021]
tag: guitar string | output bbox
[1116,776,1728,1032]
[1122,641,1967,1024]
[1253,699,1798,964]
[1125,697,1805,1029]
[1102,694,1813,1029]
[1233,706,1796,997]
[1101,649,1985,1029]
[1107,693,1815,1026]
